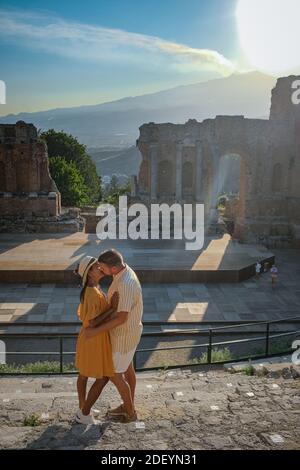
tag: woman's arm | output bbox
[89,306,117,327]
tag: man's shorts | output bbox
[112,349,136,374]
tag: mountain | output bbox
[88,146,142,177]
[0,72,277,148]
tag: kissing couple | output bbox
[74,249,143,424]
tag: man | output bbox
[270,264,278,288]
[255,261,262,279]
[85,249,143,422]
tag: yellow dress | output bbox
[75,286,114,379]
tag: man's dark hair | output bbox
[98,249,124,267]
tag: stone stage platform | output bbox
[0,233,274,284]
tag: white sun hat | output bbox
[77,256,98,286]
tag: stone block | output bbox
[290,365,300,379]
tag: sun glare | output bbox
[236,0,300,75]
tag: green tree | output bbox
[104,179,131,206]
[41,129,101,203]
[49,157,90,207]
[77,153,102,203]
[109,175,119,193]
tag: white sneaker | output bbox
[75,409,100,425]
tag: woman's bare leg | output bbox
[77,375,88,409]
[82,377,109,416]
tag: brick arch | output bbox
[202,142,252,226]
[158,160,174,196]
[216,153,241,196]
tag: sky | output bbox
[0,0,299,116]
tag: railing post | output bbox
[265,323,270,356]
[59,337,63,374]
[207,329,212,364]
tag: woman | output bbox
[75,255,118,425]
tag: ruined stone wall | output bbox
[0,121,61,217]
[136,76,300,245]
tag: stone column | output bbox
[150,144,158,201]
[176,142,183,202]
[195,141,203,202]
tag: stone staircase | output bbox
[0,366,299,450]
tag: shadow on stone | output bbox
[26,421,111,450]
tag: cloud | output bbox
[0,8,236,75]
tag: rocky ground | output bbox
[0,365,299,450]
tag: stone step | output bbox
[0,368,299,450]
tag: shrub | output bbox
[242,363,255,376]
[23,415,41,427]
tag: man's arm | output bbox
[89,291,119,327]
[84,311,128,338]
[85,282,135,338]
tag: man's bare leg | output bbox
[109,373,134,416]
[107,363,136,415]
[124,362,136,408]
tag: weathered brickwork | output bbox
[136,76,300,245]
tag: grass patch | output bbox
[0,361,76,374]
[23,414,41,427]
[252,338,294,357]
[242,363,255,376]
[189,347,234,365]
[269,339,294,355]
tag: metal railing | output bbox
[0,316,299,374]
